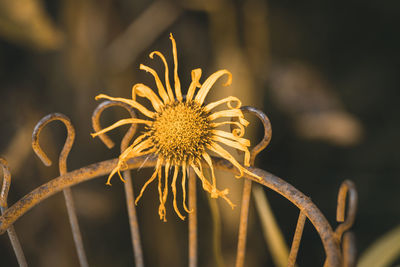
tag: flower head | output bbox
[92,33,260,221]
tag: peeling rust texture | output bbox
[0,155,342,267]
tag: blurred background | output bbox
[0,0,399,266]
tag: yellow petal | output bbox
[91,118,151,138]
[181,162,191,213]
[169,33,182,101]
[172,165,185,220]
[194,70,232,105]
[191,162,235,209]
[211,135,250,166]
[211,129,251,147]
[207,109,249,126]
[208,142,262,180]
[209,121,245,138]
[149,51,174,101]
[204,96,241,112]
[132,83,164,112]
[207,142,244,178]
[140,64,171,104]
[135,159,162,204]
[95,94,155,118]
[186,68,202,102]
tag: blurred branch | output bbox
[0,0,64,50]
[105,0,183,73]
[253,185,290,267]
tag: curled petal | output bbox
[149,51,174,101]
[194,70,232,105]
[191,162,235,209]
[210,121,245,138]
[211,129,250,147]
[204,96,241,112]
[186,68,202,102]
[208,109,249,126]
[132,83,163,112]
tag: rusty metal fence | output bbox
[0,102,357,267]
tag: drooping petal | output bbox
[149,51,174,101]
[201,153,219,198]
[186,68,202,102]
[194,70,232,105]
[181,161,191,213]
[126,139,155,158]
[157,164,165,221]
[135,158,162,204]
[131,83,164,112]
[211,136,250,166]
[171,165,185,220]
[169,33,182,101]
[96,94,155,118]
[207,142,261,180]
[159,160,170,221]
[91,118,151,138]
[140,64,171,104]
[204,96,241,112]
[207,142,244,178]
[208,109,249,126]
[191,162,235,209]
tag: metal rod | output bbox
[0,158,28,267]
[123,170,144,267]
[32,113,88,267]
[335,180,357,242]
[1,207,27,267]
[91,100,144,266]
[235,179,252,267]
[287,211,307,267]
[234,106,273,267]
[188,169,197,267]
[0,156,342,267]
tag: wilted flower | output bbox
[92,34,260,221]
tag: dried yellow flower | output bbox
[92,33,260,221]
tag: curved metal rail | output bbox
[0,155,343,267]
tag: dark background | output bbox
[0,0,399,266]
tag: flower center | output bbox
[148,101,211,164]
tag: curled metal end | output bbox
[91,100,138,152]
[0,157,11,208]
[32,113,76,174]
[335,180,358,242]
[239,106,272,165]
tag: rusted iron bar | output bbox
[32,113,88,267]
[335,180,358,267]
[235,106,272,267]
[342,232,356,267]
[0,158,27,267]
[335,180,357,242]
[92,101,144,267]
[287,211,307,267]
[0,156,342,266]
[188,169,197,267]
[235,179,252,267]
